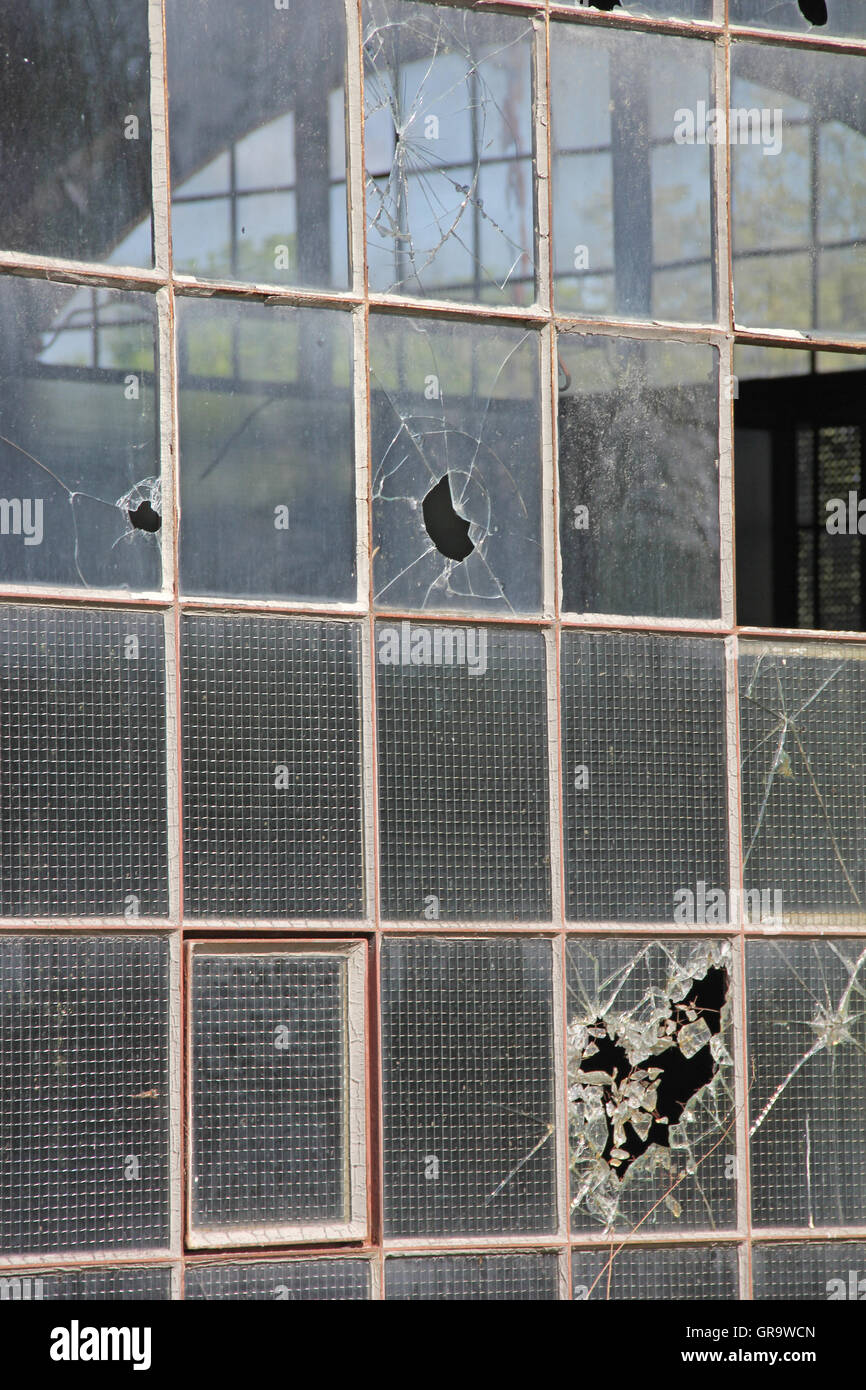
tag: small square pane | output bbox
[753,1242,866,1299]
[386,1253,560,1300]
[177,299,355,601]
[558,334,720,618]
[573,1244,738,1300]
[184,1258,370,1300]
[381,937,557,1238]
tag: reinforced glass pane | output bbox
[376,623,550,921]
[182,615,364,920]
[386,1253,559,1301]
[0,1266,172,1301]
[752,1242,866,1300]
[567,938,736,1233]
[0,935,171,1256]
[381,937,556,1237]
[0,605,168,918]
[561,632,729,923]
[184,1258,370,1300]
[747,939,866,1228]
[572,1244,738,1300]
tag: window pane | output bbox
[573,1245,738,1301]
[0,279,161,591]
[753,1242,866,1299]
[184,1258,370,1300]
[167,0,349,288]
[370,314,542,615]
[386,1253,559,1301]
[177,299,355,602]
[364,0,535,305]
[558,333,720,618]
[730,0,866,38]
[0,1266,172,1301]
[559,1,713,16]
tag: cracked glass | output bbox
[166,0,349,289]
[177,298,355,602]
[752,1241,866,1299]
[747,938,866,1228]
[550,24,715,323]
[558,333,720,619]
[559,2,713,17]
[370,314,542,614]
[572,1243,738,1301]
[567,938,736,1234]
[730,1,866,39]
[0,2,152,266]
[731,44,866,338]
[739,642,866,924]
[364,1,535,305]
[0,278,161,591]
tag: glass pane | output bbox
[166,0,349,288]
[747,939,866,1227]
[386,1253,559,1301]
[370,314,542,614]
[551,25,715,323]
[177,299,355,601]
[0,1267,172,1301]
[0,605,169,918]
[730,1,866,38]
[381,936,557,1237]
[567,938,736,1232]
[376,622,551,921]
[573,1245,738,1300]
[0,279,161,591]
[0,2,152,264]
[731,46,866,336]
[0,935,170,1255]
[753,1242,866,1299]
[561,632,729,923]
[181,615,364,920]
[558,333,720,618]
[184,1259,370,1300]
[364,0,535,304]
[558,1,713,15]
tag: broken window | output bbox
[381,937,557,1237]
[0,278,161,590]
[375,621,551,921]
[185,1259,371,1301]
[739,641,866,923]
[166,0,349,288]
[177,298,356,601]
[559,2,713,17]
[731,44,866,338]
[752,1241,866,1300]
[385,1253,560,1301]
[748,938,866,1227]
[370,313,542,614]
[181,615,364,920]
[567,938,736,1232]
[561,632,729,922]
[550,24,715,322]
[730,1,866,39]
[572,1243,738,1301]
[558,333,721,619]
[363,1,535,304]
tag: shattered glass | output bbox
[370,314,542,614]
[364,0,535,305]
[572,1243,738,1301]
[739,642,866,923]
[558,332,720,618]
[731,46,866,337]
[752,1241,866,1300]
[550,24,715,323]
[177,298,356,601]
[567,938,736,1233]
[730,1,866,38]
[0,277,161,590]
[747,939,866,1228]
[557,2,713,16]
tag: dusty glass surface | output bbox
[0,2,152,265]
[364,1,535,304]
[747,939,866,1227]
[177,299,355,601]
[731,45,866,337]
[572,1244,738,1301]
[730,1,866,38]
[558,333,720,618]
[550,26,715,323]
[558,2,713,16]
[185,1259,371,1301]
[370,315,542,614]
[0,278,161,591]
[166,0,349,288]
[752,1242,866,1299]
[567,938,736,1233]
[739,643,866,923]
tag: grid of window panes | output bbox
[0,0,864,1301]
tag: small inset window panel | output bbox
[566,938,736,1234]
[572,1245,738,1300]
[747,939,866,1229]
[0,605,169,918]
[376,623,551,921]
[182,615,364,920]
[187,941,367,1248]
[184,1257,371,1300]
[385,1252,560,1301]
[381,937,557,1238]
[0,935,171,1257]
[561,632,729,923]
[0,1265,173,1301]
[753,1242,866,1301]
[739,643,866,924]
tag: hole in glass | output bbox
[422,474,475,563]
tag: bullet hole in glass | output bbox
[128,500,161,534]
[422,474,475,562]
